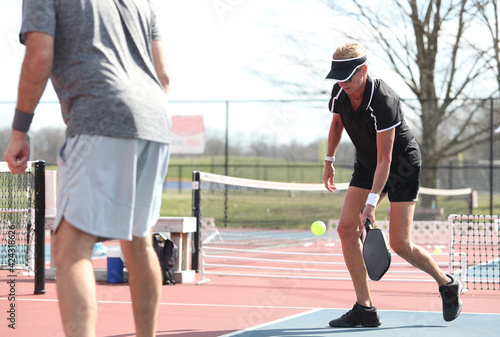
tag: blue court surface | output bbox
[220,308,499,337]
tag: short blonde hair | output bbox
[333,42,366,60]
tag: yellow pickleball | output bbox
[311,221,326,236]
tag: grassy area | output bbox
[47,155,352,182]
[166,156,354,183]
[162,156,352,219]
[160,184,500,221]
[45,157,500,218]
[163,195,402,221]
[161,190,192,217]
[472,193,500,216]
[160,186,390,220]
[160,189,500,225]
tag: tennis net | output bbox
[449,214,500,290]
[192,172,473,247]
[191,171,474,277]
[0,161,46,294]
[413,187,474,220]
[192,171,348,250]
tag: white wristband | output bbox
[365,193,380,208]
[324,155,335,162]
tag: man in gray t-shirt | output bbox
[20,0,170,142]
[4,1,171,336]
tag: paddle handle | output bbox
[364,218,373,232]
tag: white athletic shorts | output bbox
[54,135,170,241]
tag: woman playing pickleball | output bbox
[322,42,463,327]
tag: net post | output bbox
[34,160,46,295]
[192,171,201,272]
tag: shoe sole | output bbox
[362,322,382,327]
[329,321,382,328]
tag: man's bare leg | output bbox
[51,218,98,337]
[120,232,162,337]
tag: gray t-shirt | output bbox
[20,0,170,144]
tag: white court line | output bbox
[0,297,319,310]
[1,298,499,317]
[218,308,322,337]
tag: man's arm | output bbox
[151,40,170,94]
[4,32,54,174]
[17,32,54,113]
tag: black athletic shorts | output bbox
[350,150,421,202]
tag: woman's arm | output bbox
[323,113,344,192]
[360,127,395,225]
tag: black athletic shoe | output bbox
[439,274,463,322]
[329,303,382,328]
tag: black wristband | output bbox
[12,109,34,132]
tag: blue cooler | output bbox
[107,248,124,283]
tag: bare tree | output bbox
[326,1,498,190]
[259,0,499,191]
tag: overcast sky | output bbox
[0,0,341,144]
[2,1,494,146]
[0,1,336,100]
